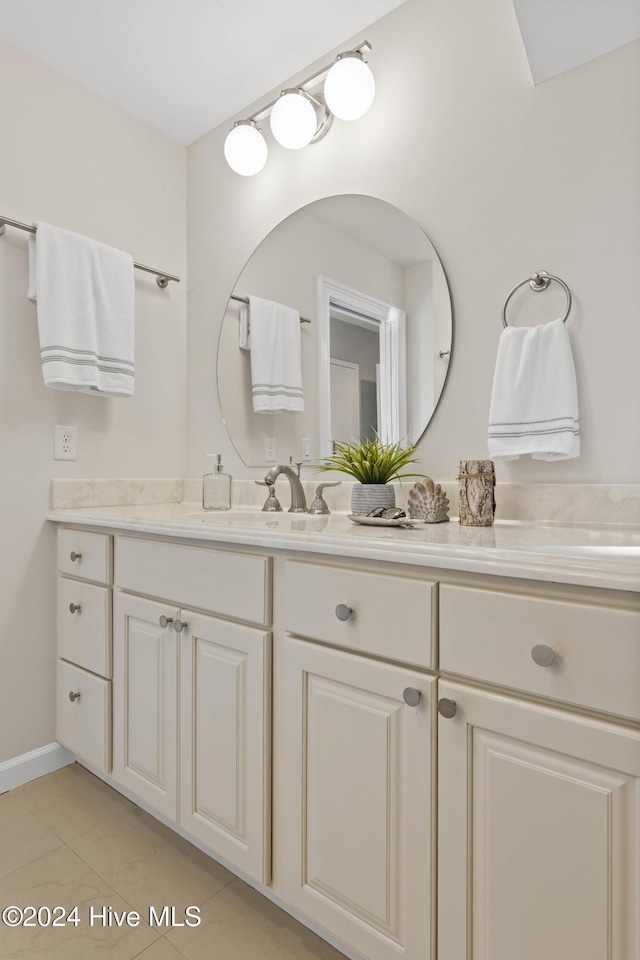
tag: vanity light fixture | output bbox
[223,41,373,175]
[270,89,319,149]
[324,51,375,121]
[223,119,268,177]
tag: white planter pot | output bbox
[350,484,396,516]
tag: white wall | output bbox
[0,40,187,762]
[187,0,640,486]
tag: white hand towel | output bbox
[488,318,579,461]
[249,295,304,413]
[28,222,135,396]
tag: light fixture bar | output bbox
[246,41,372,124]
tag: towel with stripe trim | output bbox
[248,295,304,413]
[29,221,135,396]
[488,318,580,461]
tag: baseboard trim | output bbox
[0,742,76,793]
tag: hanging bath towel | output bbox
[488,318,579,461]
[28,221,135,396]
[249,295,304,413]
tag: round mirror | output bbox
[217,195,453,466]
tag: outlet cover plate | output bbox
[54,425,78,461]
[264,437,276,462]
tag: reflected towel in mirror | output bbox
[249,295,304,413]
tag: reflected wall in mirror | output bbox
[217,195,453,466]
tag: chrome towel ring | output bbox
[502,271,572,328]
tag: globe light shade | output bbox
[324,55,375,121]
[224,122,268,176]
[270,91,318,149]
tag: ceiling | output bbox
[0,0,408,144]
[0,1,636,145]
[513,0,640,84]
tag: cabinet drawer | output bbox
[115,537,271,626]
[439,585,640,721]
[58,530,112,585]
[56,660,111,771]
[57,578,111,678]
[284,559,435,667]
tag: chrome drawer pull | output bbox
[159,615,173,629]
[437,698,457,719]
[174,619,188,634]
[335,604,353,622]
[69,603,82,614]
[531,644,556,667]
[68,691,81,703]
[70,551,82,562]
[403,687,421,707]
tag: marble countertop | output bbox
[47,502,640,593]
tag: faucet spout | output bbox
[263,465,307,513]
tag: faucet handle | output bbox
[288,455,304,478]
[256,481,282,512]
[308,481,341,515]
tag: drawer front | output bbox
[284,559,435,667]
[115,537,271,626]
[57,578,111,678]
[56,660,111,771]
[58,530,112,585]
[440,585,640,721]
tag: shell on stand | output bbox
[407,479,450,523]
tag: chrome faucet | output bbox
[263,465,307,513]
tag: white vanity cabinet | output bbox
[56,530,113,771]
[112,536,272,885]
[437,581,640,960]
[280,559,437,960]
[437,681,640,960]
[53,519,640,960]
[112,592,179,818]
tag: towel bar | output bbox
[0,215,180,288]
[502,271,572,328]
[230,293,311,324]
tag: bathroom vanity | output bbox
[50,504,640,960]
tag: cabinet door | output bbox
[438,680,640,960]
[282,636,434,960]
[113,593,179,819]
[179,611,271,884]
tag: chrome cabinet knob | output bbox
[403,687,421,707]
[531,644,556,667]
[68,691,81,702]
[437,698,457,719]
[159,615,173,629]
[174,619,188,634]
[69,603,82,614]
[70,551,82,562]
[335,604,353,622]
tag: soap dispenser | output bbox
[203,454,232,511]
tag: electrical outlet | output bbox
[264,437,276,462]
[54,425,78,461]
[302,438,311,461]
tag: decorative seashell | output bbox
[407,478,450,523]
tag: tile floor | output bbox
[0,763,343,959]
